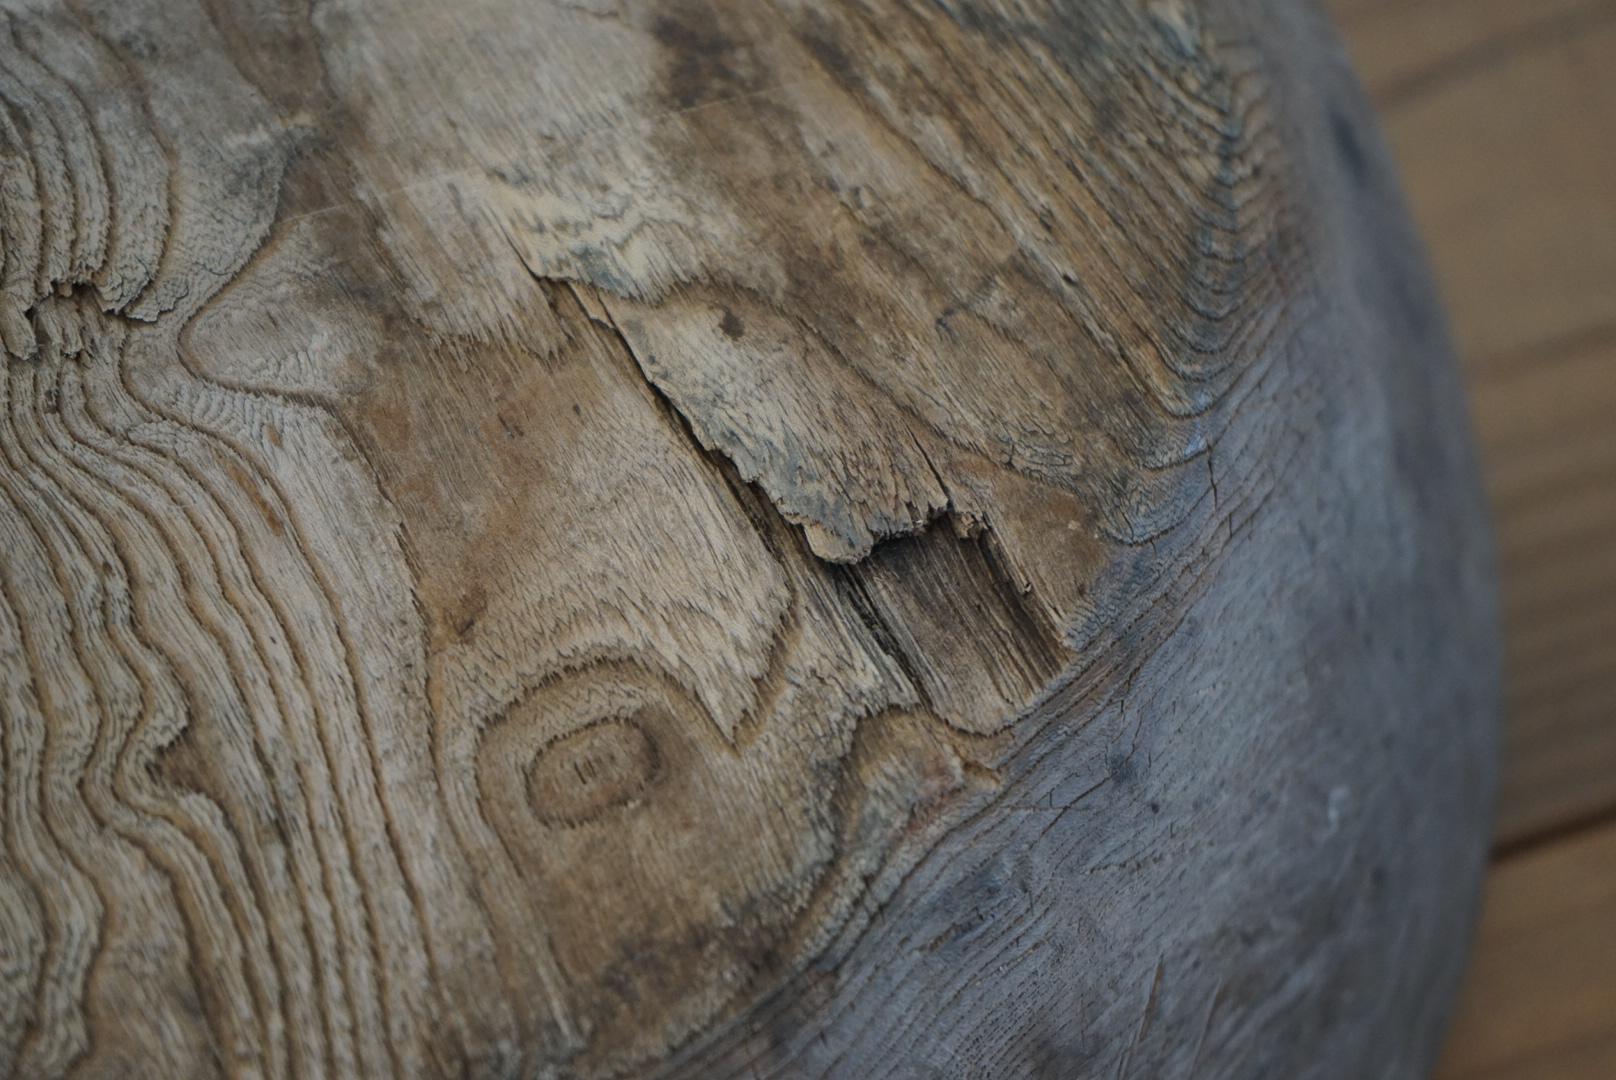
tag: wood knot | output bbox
[526,714,661,827]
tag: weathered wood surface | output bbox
[1333,0,1616,850]
[0,1,1498,1077]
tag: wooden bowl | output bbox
[0,0,1499,1076]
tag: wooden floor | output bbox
[1330,1,1616,1075]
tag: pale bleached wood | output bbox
[0,1,1497,1077]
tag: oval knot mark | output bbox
[527,716,661,827]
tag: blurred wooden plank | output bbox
[1328,8,1616,1077]
[1379,17,1616,364]
[1472,336,1616,843]
[1435,821,1616,1078]
[1333,3,1616,846]
[1331,0,1615,106]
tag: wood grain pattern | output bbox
[1435,821,1616,1080]
[0,1,1498,1076]
[1333,0,1616,846]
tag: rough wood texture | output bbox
[1435,821,1616,1079]
[0,1,1498,1077]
